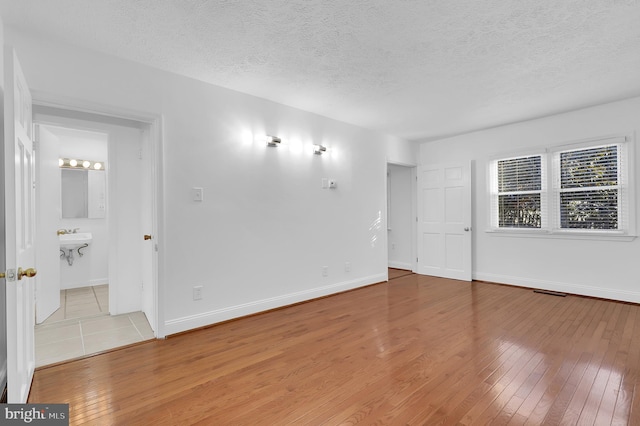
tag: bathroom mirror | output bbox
[61,169,106,218]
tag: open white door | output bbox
[4,47,36,403]
[35,125,61,323]
[140,126,156,332]
[417,162,472,281]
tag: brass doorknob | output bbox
[143,234,152,240]
[18,267,37,280]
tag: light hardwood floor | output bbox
[29,273,640,425]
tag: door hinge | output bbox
[416,257,418,263]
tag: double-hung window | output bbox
[554,144,623,231]
[490,136,633,237]
[492,155,545,229]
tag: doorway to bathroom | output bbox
[32,105,158,366]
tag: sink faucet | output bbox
[58,228,80,235]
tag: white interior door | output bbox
[140,126,156,332]
[4,46,36,403]
[35,124,61,323]
[417,162,472,281]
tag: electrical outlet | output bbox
[193,285,203,300]
[192,187,204,202]
[322,266,328,277]
[345,262,351,272]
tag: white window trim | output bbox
[487,134,636,241]
[488,149,547,231]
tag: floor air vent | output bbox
[533,289,567,297]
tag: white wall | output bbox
[418,97,640,303]
[387,164,414,270]
[5,28,417,335]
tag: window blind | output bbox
[498,156,542,192]
[490,136,632,237]
[496,155,543,228]
[557,144,623,230]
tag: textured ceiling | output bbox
[1,0,639,141]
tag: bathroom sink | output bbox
[59,232,92,248]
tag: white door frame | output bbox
[31,91,166,338]
[385,160,418,275]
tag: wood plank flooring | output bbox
[388,267,414,280]
[28,273,640,425]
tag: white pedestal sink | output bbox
[59,232,92,249]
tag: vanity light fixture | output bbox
[265,135,281,147]
[59,158,105,171]
[313,144,327,155]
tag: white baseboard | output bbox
[164,273,386,336]
[60,278,108,290]
[388,261,412,270]
[474,272,640,304]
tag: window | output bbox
[490,136,633,237]
[496,156,543,228]
[556,145,620,230]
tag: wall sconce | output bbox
[313,144,327,155]
[59,158,105,171]
[265,135,281,147]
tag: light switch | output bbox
[321,178,328,189]
[192,187,204,202]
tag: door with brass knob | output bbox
[5,48,37,402]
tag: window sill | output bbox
[485,229,637,242]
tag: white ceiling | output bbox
[1,0,639,141]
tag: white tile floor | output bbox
[35,285,154,367]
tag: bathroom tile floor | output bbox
[35,285,154,367]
